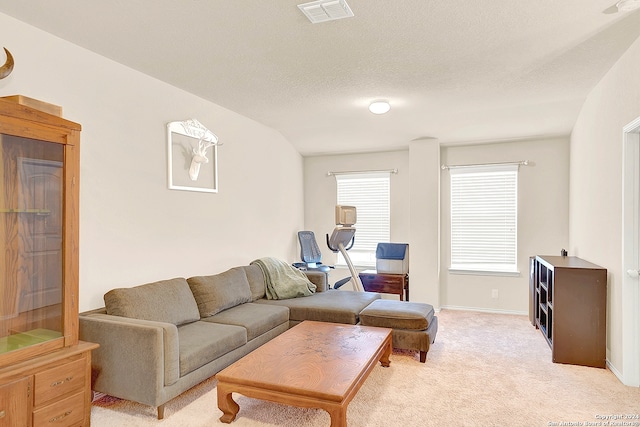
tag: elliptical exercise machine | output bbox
[326,205,364,292]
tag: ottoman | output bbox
[359,299,438,363]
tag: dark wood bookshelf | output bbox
[531,255,607,368]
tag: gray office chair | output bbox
[293,231,331,273]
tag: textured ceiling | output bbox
[0,1,639,155]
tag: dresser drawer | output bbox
[360,273,404,286]
[363,275,404,285]
[34,358,85,407]
[359,271,408,300]
[362,280,403,294]
[33,391,84,427]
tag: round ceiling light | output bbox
[617,0,640,11]
[369,100,391,114]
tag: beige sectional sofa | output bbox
[80,263,437,419]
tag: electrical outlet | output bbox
[491,289,499,299]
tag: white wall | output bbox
[409,139,441,307]
[304,137,569,313]
[570,35,640,380]
[303,151,410,286]
[0,13,305,311]
[440,137,570,314]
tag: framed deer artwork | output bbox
[167,119,221,193]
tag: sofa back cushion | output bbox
[241,264,266,301]
[187,267,252,317]
[104,277,200,326]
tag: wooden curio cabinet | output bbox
[0,96,97,426]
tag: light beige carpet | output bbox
[91,310,640,426]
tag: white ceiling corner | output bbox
[0,1,639,156]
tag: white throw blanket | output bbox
[251,257,316,300]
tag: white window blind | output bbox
[336,172,390,267]
[449,164,518,273]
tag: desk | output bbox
[358,270,409,301]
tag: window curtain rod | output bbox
[440,160,529,170]
[326,168,398,177]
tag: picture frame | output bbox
[167,119,219,193]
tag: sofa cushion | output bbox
[202,302,289,341]
[255,290,381,325]
[187,267,252,317]
[177,321,247,377]
[241,265,266,301]
[103,277,200,326]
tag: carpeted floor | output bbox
[91,309,640,426]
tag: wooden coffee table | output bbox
[216,320,392,426]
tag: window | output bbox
[335,172,390,267]
[449,164,518,274]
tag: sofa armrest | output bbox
[79,313,179,406]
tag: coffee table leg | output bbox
[217,383,239,423]
[327,406,347,427]
[380,338,392,367]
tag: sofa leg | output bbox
[157,404,165,420]
[419,351,427,363]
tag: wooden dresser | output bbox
[0,341,98,426]
[358,270,409,301]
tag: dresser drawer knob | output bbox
[50,376,73,387]
[49,410,72,423]
[0,410,5,418]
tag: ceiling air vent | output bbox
[298,0,354,24]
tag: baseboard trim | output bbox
[440,305,528,316]
[606,359,625,384]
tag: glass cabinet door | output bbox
[0,134,64,354]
